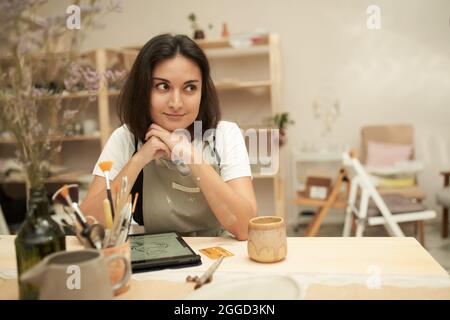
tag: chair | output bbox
[437,171,450,238]
[293,168,350,236]
[342,151,436,245]
[361,124,425,201]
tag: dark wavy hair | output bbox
[117,33,221,142]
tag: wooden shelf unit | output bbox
[215,80,271,91]
[197,34,285,218]
[0,135,101,144]
[1,35,286,219]
[34,89,120,101]
[0,48,122,188]
[1,170,91,185]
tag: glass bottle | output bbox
[14,186,66,300]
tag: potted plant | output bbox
[188,13,205,40]
[273,112,295,147]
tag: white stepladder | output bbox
[342,151,436,239]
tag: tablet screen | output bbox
[130,232,194,262]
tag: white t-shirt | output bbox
[92,121,252,182]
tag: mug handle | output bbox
[105,253,131,292]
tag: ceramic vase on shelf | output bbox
[193,29,205,40]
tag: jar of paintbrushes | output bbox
[51,160,138,296]
[99,161,138,296]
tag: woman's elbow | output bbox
[235,229,248,241]
[234,213,257,241]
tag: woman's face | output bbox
[150,54,202,132]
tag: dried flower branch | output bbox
[0,0,120,190]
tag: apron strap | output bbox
[213,134,221,167]
[131,136,144,225]
[130,131,221,226]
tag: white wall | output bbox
[42,0,450,220]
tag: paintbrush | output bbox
[104,196,129,248]
[61,218,85,243]
[131,192,139,215]
[117,196,133,246]
[52,184,89,230]
[115,176,129,221]
[120,176,128,199]
[123,193,139,242]
[53,184,97,248]
[98,161,116,220]
[114,182,120,209]
[103,198,114,229]
[114,194,133,246]
[116,206,131,246]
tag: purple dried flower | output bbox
[82,68,101,91]
[0,0,117,188]
[104,68,127,89]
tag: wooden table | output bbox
[1,235,449,299]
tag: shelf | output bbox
[34,89,120,101]
[0,49,98,66]
[253,173,277,179]
[204,45,270,58]
[195,38,231,49]
[292,194,348,209]
[124,36,269,52]
[295,152,343,162]
[60,135,101,142]
[196,35,269,49]
[107,40,271,58]
[215,80,271,91]
[0,135,100,144]
[0,170,91,185]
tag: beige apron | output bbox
[142,135,228,237]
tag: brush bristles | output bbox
[61,184,69,198]
[99,161,113,172]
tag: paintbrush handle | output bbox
[105,202,127,247]
[103,199,114,229]
[72,203,88,227]
[106,189,116,219]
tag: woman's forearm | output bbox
[188,163,256,240]
[145,125,256,239]
[80,154,147,224]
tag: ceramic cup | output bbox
[247,216,287,263]
[101,241,131,296]
[82,119,97,135]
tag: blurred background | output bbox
[0,0,449,270]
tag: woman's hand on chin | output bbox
[146,123,195,164]
[135,132,171,166]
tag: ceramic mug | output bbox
[20,249,130,300]
[247,216,287,263]
[101,241,131,296]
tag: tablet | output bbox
[129,232,202,272]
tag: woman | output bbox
[81,34,257,240]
